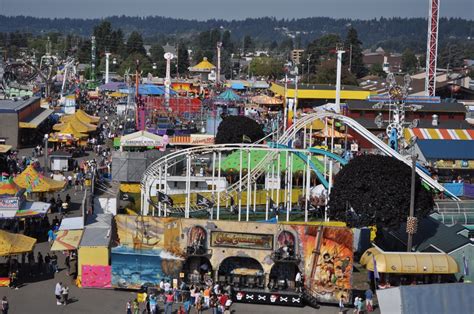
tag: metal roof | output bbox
[0,97,40,113]
[417,140,474,160]
[346,100,466,113]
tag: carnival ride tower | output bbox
[424,0,440,96]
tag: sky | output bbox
[0,0,473,20]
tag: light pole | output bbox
[407,136,418,252]
[307,54,311,82]
[44,134,49,172]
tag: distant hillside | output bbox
[0,15,473,49]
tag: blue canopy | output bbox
[216,89,242,101]
[119,84,176,96]
[231,82,245,90]
[417,140,474,160]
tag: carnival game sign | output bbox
[210,231,273,250]
[122,136,163,147]
[0,197,20,210]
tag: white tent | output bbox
[120,131,164,148]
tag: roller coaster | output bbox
[141,111,458,221]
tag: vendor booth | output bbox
[77,214,113,288]
[0,230,36,287]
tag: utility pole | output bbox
[407,153,418,252]
[105,52,111,83]
[164,52,174,111]
[91,36,96,81]
[335,44,345,108]
[216,42,222,85]
[348,44,353,73]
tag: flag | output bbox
[463,253,469,276]
[242,134,252,143]
[197,193,214,209]
[157,191,173,207]
[372,254,380,280]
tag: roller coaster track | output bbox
[141,112,458,215]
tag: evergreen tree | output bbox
[401,48,418,74]
[221,30,234,53]
[344,27,367,78]
[243,35,253,54]
[149,43,166,77]
[126,31,146,56]
[93,21,113,56]
[177,42,190,77]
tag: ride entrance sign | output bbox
[210,231,273,250]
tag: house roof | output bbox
[0,97,39,113]
[346,100,467,113]
[388,217,472,253]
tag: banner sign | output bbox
[82,265,112,288]
[122,136,163,147]
[210,231,273,250]
[0,197,20,210]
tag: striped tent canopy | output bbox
[0,180,21,196]
[404,128,474,141]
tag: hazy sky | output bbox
[0,0,473,20]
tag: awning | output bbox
[120,130,164,147]
[0,145,12,154]
[360,247,459,274]
[0,230,36,256]
[417,140,474,160]
[19,108,54,128]
[120,183,141,194]
[404,128,474,141]
[59,217,84,230]
[16,201,51,218]
[231,82,245,90]
[51,229,84,251]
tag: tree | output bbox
[221,30,234,53]
[369,63,386,77]
[344,27,367,78]
[401,48,418,74]
[243,35,253,53]
[312,59,358,85]
[249,56,284,78]
[126,31,146,56]
[305,34,341,77]
[149,43,166,77]
[215,116,265,144]
[118,53,152,76]
[328,155,433,231]
[177,42,190,77]
[93,21,113,56]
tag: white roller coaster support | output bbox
[211,152,216,219]
[246,150,251,221]
[164,161,168,217]
[238,149,243,221]
[185,155,191,218]
[141,112,458,215]
[217,152,222,220]
[305,153,311,222]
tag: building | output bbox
[270,83,375,107]
[344,100,471,150]
[290,49,304,65]
[362,48,403,73]
[0,97,53,149]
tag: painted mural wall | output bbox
[112,215,353,303]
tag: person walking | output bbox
[65,255,71,276]
[55,282,63,305]
[164,291,174,314]
[365,288,374,312]
[44,253,51,273]
[1,296,8,314]
[126,300,132,314]
[132,298,139,314]
[37,252,43,274]
[295,271,302,292]
[51,253,58,273]
[149,294,157,314]
[61,285,69,305]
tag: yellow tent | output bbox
[189,57,216,72]
[50,123,88,141]
[250,95,283,105]
[0,230,36,256]
[61,109,100,124]
[53,118,97,133]
[109,92,127,98]
[14,165,66,193]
